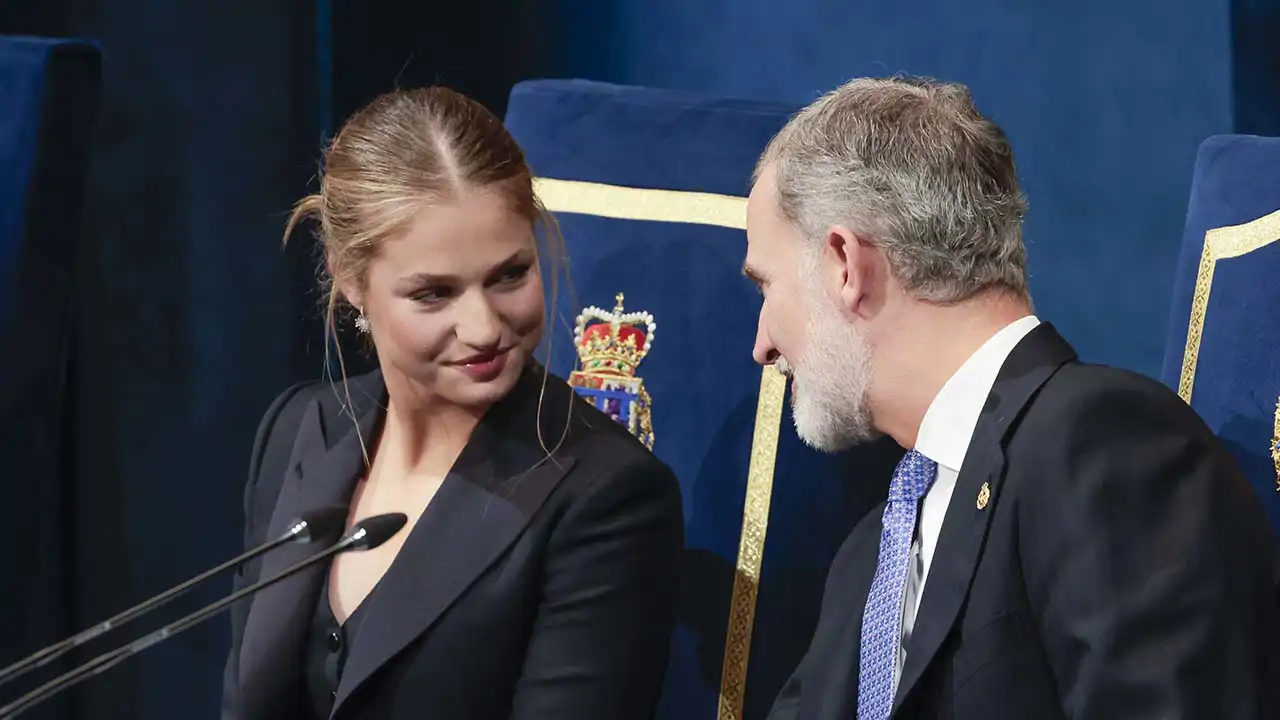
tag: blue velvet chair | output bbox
[0,35,101,672]
[505,79,900,720]
[1160,134,1280,535]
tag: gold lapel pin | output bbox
[976,482,991,510]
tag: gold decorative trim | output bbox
[1177,207,1280,403]
[718,365,787,720]
[535,176,779,719]
[1273,398,1280,493]
[534,177,748,229]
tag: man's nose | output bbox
[752,316,779,367]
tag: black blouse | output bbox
[302,572,370,719]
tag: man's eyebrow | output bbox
[742,263,767,285]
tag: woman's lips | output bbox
[450,347,510,382]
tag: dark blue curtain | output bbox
[330,0,550,122]
[0,0,320,718]
[0,33,100,720]
[0,1,558,717]
[1232,0,1280,134]
[59,0,321,713]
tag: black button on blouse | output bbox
[302,574,369,718]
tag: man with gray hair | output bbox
[743,76,1278,719]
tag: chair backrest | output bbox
[505,79,901,720]
[0,34,101,666]
[1160,134,1280,534]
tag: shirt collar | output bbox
[915,315,1041,472]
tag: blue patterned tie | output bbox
[857,449,937,720]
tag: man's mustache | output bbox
[774,356,794,377]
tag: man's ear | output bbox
[824,224,877,317]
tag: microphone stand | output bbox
[0,513,405,720]
[0,506,345,688]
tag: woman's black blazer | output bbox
[220,365,684,719]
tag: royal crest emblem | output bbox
[568,293,656,449]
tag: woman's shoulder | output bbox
[526,370,659,461]
[534,374,679,498]
[252,379,315,446]
[243,371,383,512]
[533,377,684,545]
[564,400,668,473]
[254,371,383,435]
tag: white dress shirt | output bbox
[892,315,1041,687]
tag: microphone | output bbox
[0,505,348,690]
[0,512,407,720]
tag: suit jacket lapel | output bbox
[332,366,579,714]
[238,386,383,719]
[811,505,885,720]
[891,323,1076,713]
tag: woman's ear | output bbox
[340,288,363,313]
[334,273,363,314]
[330,254,362,310]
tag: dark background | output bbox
[0,0,1277,717]
[0,0,557,716]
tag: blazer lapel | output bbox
[238,389,382,719]
[891,324,1076,714]
[332,366,579,715]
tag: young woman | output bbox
[221,86,684,720]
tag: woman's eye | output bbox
[412,287,452,304]
[497,264,531,284]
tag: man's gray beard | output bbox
[787,288,879,453]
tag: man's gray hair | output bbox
[758,76,1029,303]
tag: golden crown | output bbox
[573,293,655,377]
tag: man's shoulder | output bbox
[1042,360,1177,399]
[1024,361,1210,436]
[1005,360,1245,506]
[1001,360,1240,503]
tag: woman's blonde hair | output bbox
[284,86,572,459]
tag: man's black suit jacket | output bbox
[220,365,684,719]
[768,323,1280,719]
